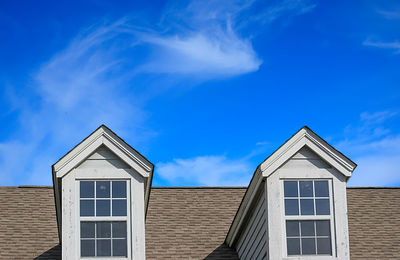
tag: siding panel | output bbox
[236,191,268,260]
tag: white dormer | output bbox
[226,126,356,260]
[52,125,154,260]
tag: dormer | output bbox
[226,126,357,260]
[52,125,154,260]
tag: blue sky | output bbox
[0,0,399,187]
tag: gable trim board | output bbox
[51,125,154,258]
[225,126,357,247]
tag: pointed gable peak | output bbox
[53,124,153,178]
[260,126,357,178]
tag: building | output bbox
[0,125,399,259]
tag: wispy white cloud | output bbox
[157,155,253,186]
[335,111,400,186]
[363,39,400,54]
[137,32,261,76]
[156,140,271,186]
[0,0,316,185]
[377,10,400,20]
[136,0,316,77]
[0,21,154,185]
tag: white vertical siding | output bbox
[236,190,268,260]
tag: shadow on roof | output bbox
[34,244,61,260]
[204,243,239,259]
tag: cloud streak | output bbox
[157,155,253,186]
[0,0,316,185]
[336,111,400,186]
[363,39,400,54]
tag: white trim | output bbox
[260,128,356,178]
[54,126,152,178]
[226,127,356,247]
[280,179,336,258]
[76,179,132,260]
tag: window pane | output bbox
[97,239,111,256]
[286,221,299,237]
[300,199,314,215]
[81,239,95,257]
[284,181,298,197]
[285,199,299,215]
[299,181,313,197]
[113,222,127,238]
[315,181,329,197]
[287,238,300,255]
[112,199,127,216]
[97,222,111,238]
[316,220,331,236]
[96,200,110,216]
[302,238,316,254]
[300,221,315,236]
[316,199,330,215]
[80,181,94,198]
[81,222,95,238]
[317,238,332,255]
[113,239,127,257]
[80,200,94,217]
[112,181,126,198]
[96,181,110,198]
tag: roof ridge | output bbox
[18,185,53,188]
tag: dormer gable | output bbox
[52,125,154,260]
[226,126,357,260]
[260,126,356,178]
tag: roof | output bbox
[0,186,399,259]
[0,186,60,259]
[347,187,400,260]
[146,187,245,260]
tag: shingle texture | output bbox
[145,187,245,260]
[0,186,60,260]
[0,186,399,259]
[347,187,400,260]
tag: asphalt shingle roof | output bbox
[0,186,399,259]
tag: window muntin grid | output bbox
[80,221,127,257]
[80,181,127,217]
[283,179,334,257]
[284,180,330,216]
[79,180,128,258]
[286,220,332,256]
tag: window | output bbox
[283,180,333,256]
[79,180,129,258]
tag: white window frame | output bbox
[76,179,132,260]
[281,178,336,259]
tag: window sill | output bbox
[81,257,129,260]
[283,256,336,260]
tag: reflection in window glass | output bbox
[283,180,330,216]
[80,181,127,217]
[96,181,110,198]
[299,181,313,197]
[79,180,128,258]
